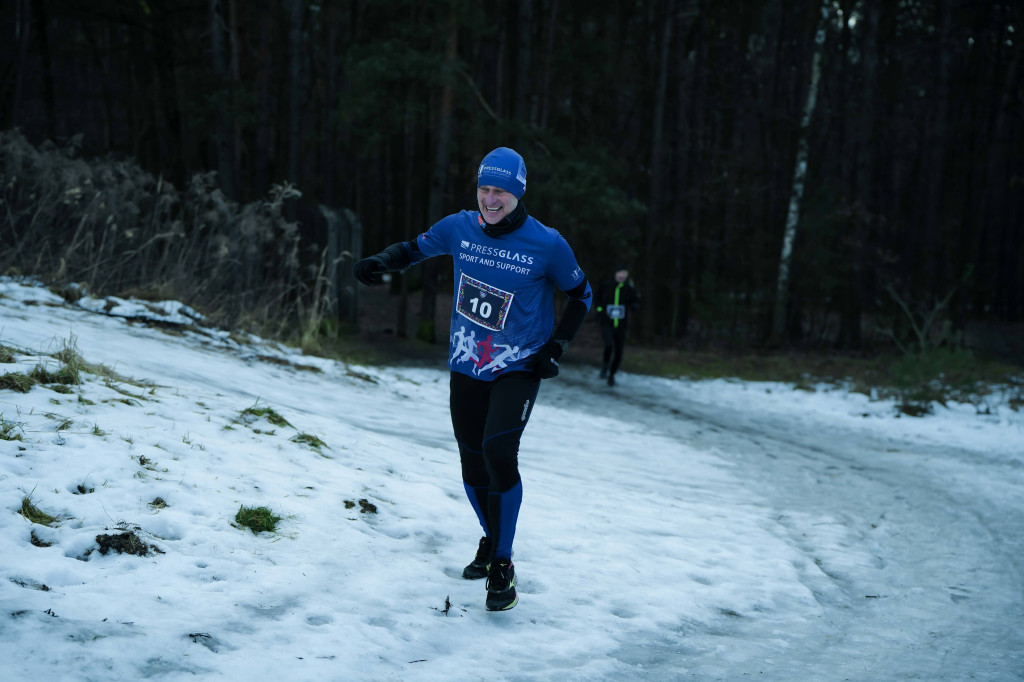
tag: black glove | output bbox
[354,256,388,285]
[355,243,415,285]
[532,339,567,379]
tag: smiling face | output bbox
[477,185,519,225]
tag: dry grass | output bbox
[0,130,330,344]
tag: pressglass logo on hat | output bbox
[477,147,527,198]
[479,164,512,179]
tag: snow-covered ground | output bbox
[1,279,1021,681]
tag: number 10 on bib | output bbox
[456,273,514,331]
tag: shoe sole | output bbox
[486,591,518,611]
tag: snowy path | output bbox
[547,367,1024,680]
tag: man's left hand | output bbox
[532,339,566,379]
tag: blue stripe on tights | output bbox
[463,483,489,535]
[490,481,523,560]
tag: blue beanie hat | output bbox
[477,147,527,198]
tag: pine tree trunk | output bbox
[151,9,187,185]
[8,0,34,129]
[286,0,305,185]
[514,0,533,128]
[34,0,57,138]
[398,94,418,340]
[209,0,236,198]
[418,8,458,344]
[320,2,341,207]
[921,0,953,290]
[254,6,275,196]
[228,0,243,198]
[538,0,560,130]
[641,0,674,340]
[836,0,881,349]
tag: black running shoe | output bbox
[462,536,491,580]
[485,559,518,611]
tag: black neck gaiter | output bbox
[481,200,528,238]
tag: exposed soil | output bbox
[94,531,163,557]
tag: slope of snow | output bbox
[1,280,1021,681]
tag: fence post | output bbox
[319,204,362,328]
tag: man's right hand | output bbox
[354,256,388,285]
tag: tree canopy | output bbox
[3,0,1021,350]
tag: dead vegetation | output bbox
[0,130,332,343]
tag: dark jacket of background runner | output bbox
[596,277,640,328]
[596,274,639,385]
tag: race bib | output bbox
[606,304,626,320]
[456,273,514,331]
